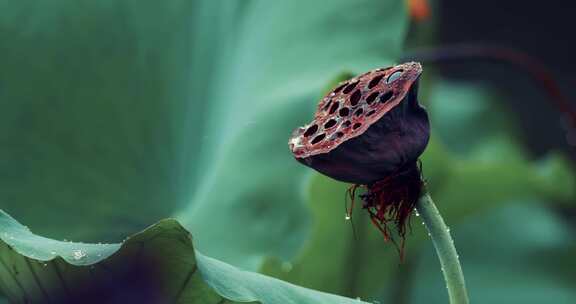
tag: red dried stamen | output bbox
[347,162,424,259]
[345,184,360,220]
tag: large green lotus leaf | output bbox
[176,0,408,269]
[0,209,376,304]
[0,0,199,242]
[0,0,409,270]
[262,133,575,299]
[408,203,576,304]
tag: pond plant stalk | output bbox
[289,62,469,303]
[416,192,469,304]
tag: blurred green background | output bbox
[0,0,575,303]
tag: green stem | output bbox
[415,192,469,304]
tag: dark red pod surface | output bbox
[289,62,429,185]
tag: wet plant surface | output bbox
[0,1,575,303]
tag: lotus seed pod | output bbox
[289,62,429,185]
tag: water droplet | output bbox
[414,211,420,217]
[345,214,351,220]
[72,249,87,260]
[386,70,403,83]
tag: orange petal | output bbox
[406,0,431,22]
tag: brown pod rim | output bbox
[289,62,423,158]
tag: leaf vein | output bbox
[24,258,51,303]
[172,263,197,303]
[0,251,30,303]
